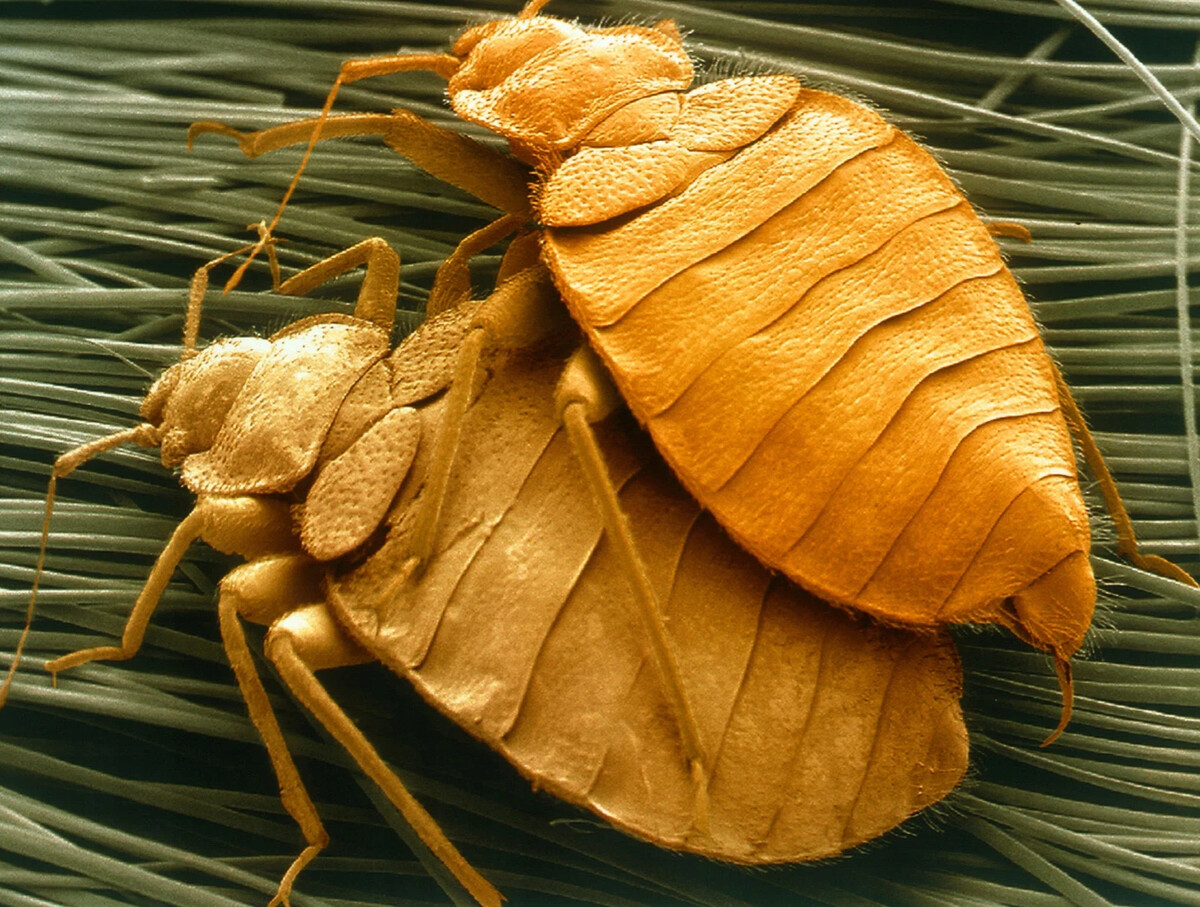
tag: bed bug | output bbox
[188,0,1196,744]
[324,291,970,871]
[2,238,967,906]
[2,239,500,907]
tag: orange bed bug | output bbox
[189,0,1196,744]
[3,238,967,906]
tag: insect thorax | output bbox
[447,16,693,161]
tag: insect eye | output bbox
[140,363,183,425]
[150,339,268,460]
[449,22,492,58]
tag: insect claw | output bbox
[1040,656,1073,747]
[186,120,257,156]
[270,842,322,907]
[690,758,711,836]
[986,220,1032,243]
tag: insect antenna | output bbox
[182,226,278,352]
[220,53,459,293]
[518,0,553,18]
[0,422,161,709]
[0,238,273,708]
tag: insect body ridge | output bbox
[187,0,1194,758]
[324,306,971,866]
[427,11,1097,669]
[534,75,1094,677]
[14,239,505,907]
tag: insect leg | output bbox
[986,221,1033,243]
[1052,366,1198,587]
[190,109,531,218]
[188,113,395,157]
[190,103,530,288]
[42,507,203,679]
[427,213,527,318]
[180,223,281,346]
[216,554,348,907]
[276,236,401,332]
[1,424,161,706]
[265,602,504,907]
[405,265,567,571]
[554,344,711,833]
[260,54,459,234]
[44,496,295,679]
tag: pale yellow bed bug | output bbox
[2,236,967,906]
[325,291,969,883]
[189,0,1196,748]
[2,239,500,907]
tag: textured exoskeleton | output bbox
[5,240,502,907]
[6,239,968,906]
[189,0,1196,742]
[328,300,969,866]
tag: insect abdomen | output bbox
[544,86,1091,653]
[328,349,968,863]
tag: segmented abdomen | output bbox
[543,87,1092,651]
[328,347,968,863]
